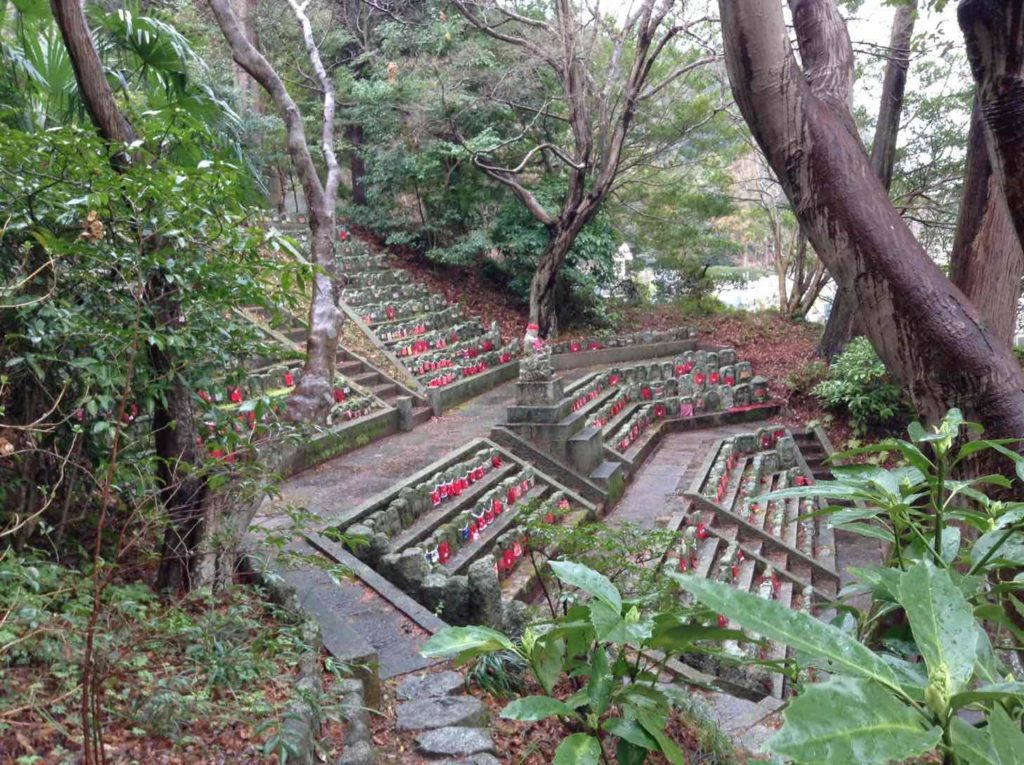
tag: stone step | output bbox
[286,327,307,344]
[397,670,464,701]
[337,360,364,377]
[396,696,489,732]
[412,406,433,427]
[589,459,624,489]
[350,371,382,387]
[566,425,605,476]
[370,382,398,399]
[449,484,551,574]
[416,727,496,759]
[388,463,518,553]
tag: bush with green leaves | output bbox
[677,409,1024,765]
[422,561,740,765]
[813,337,909,434]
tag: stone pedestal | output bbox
[516,377,565,406]
[395,396,414,431]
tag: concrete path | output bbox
[606,424,755,528]
[258,383,518,532]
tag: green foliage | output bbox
[0,549,313,750]
[0,121,298,533]
[813,337,909,434]
[674,409,1024,764]
[786,359,829,398]
[674,558,1022,765]
[422,561,740,764]
[465,650,528,700]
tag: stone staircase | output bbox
[663,427,840,699]
[336,239,519,398]
[243,301,433,426]
[337,346,433,427]
[501,351,777,503]
[793,428,833,481]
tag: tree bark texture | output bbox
[209,0,342,422]
[50,0,136,147]
[347,122,368,205]
[818,0,917,359]
[342,0,368,205]
[950,98,1024,344]
[960,1,1024,250]
[720,0,1024,450]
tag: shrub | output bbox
[786,359,829,398]
[677,409,1024,765]
[813,337,908,434]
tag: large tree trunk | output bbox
[817,0,917,358]
[950,99,1024,343]
[960,1,1024,255]
[210,0,342,422]
[529,215,591,335]
[720,0,1024,454]
[51,0,220,589]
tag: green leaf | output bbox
[850,566,902,601]
[549,560,622,612]
[649,624,748,652]
[949,681,1024,710]
[768,678,941,765]
[637,713,685,765]
[552,732,601,765]
[672,574,901,690]
[588,645,612,716]
[531,635,565,695]
[950,706,1024,765]
[615,737,649,765]
[604,717,658,750]
[419,626,514,663]
[501,696,576,722]
[898,561,978,693]
[972,526,1024,569]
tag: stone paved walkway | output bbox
[259,383,518,532]
[606,424,755,527]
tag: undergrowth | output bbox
[0,549,315,763]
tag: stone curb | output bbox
[280,620,325,765]
[335,677,378,765]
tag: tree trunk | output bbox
[149,274,209,591]
[950,99,1024,344]
[347,122,367,205]
[817,0,917,358]
[960,1,1024,250]
[819,284,859,361]
[720,0,1024,452]
[210,0,342,422]
[51,0,223,589]
[529,217,590,336]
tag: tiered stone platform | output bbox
[335,241,520,415]
[247,235,859,748]
[664,426,839,698]
[495,348,779,504]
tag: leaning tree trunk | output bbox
[210,0,343,422]
[529,215,592,336]
[950,98,1024,343]
[818,0,917,359]
[720,0,1024,455]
